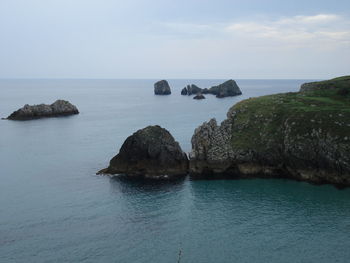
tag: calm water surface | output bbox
[1,79,350,263]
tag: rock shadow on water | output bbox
[189,171,350,190]
[108,174,187,194]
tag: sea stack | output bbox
[181,80,242,98]
[98,125,189,179]
[154,80,171,95]
[206,79,242,98]
[181,84,202,95]
[6,100,79,120]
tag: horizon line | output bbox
[0,77,322,81]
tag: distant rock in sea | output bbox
[98,125,188,179]
[181,80,242,98]
[6,100,79,120]
[193,93,205,100]
[181,84,202,95]
[206,79,242,98]
[154,80,171,95]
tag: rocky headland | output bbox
[154,80,171,95]
[98,125,188,179]
[189,76,350,187]
[181,80,242,98]
[6,100,79,120]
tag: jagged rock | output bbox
[193,93,205,100]
[182,84,202,95]
[154,80,171,95]
[206,80,242,98]
[181,80,242,98]
[98,125,188,179]
[6,100,79,120]
[190,76,350,187]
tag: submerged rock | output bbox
[193,93,205,100]
[6,100,79,120]
[98,125,188,179]
[190,76,350,187]
[154,80,171,95]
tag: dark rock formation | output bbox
[190,76,350,187]
[181,84,202,95]
[154,80,171,95]
[181,80,242,98]
[193,93,205,100]
[6,100,79,120]
[98,125,189,179]
[205,80,242,98]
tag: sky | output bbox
[0,0,349,79]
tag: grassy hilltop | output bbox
[230,76,350,151]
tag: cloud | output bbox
[149,13,350,78]
[161,14,350,48]
[225,14,350,46]
[277,14,340,24]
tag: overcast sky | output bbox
[0,0,349,79]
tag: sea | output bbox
[1,79,350,263]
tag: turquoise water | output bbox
[1,79,350,263]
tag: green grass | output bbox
[229,76,350,150]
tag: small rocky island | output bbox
[181,80,242,98]
[189,76,350,187]
[6,100,79,120]
[193,93,205,100]
[154,80,171,95]
[98,125,188,179]
[181,84,202,95]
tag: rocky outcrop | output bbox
[98,125,188,179]
[154,80,171,95]
[181,84,202,95]
[193,93,205,100]
[181,87,188,95]
[6,100,79,120]
[205,79,242,98]
[181,80,242,98]
[190,76,350,187]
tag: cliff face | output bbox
[190,76,350,186]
